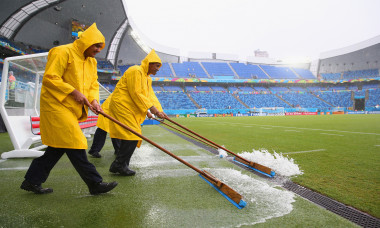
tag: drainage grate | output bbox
[161,125,380,227]
[283,181,380,228]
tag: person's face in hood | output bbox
[84,43,104,58]
[148,62,161,75]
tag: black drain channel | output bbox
[160,125,380,227]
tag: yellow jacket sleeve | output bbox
[87,59,99,103]
[42,48,75,102]
[127,69,154,113]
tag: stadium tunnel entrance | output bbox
[354,97,365,111]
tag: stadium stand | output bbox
[343,69,379,79]
[237,86,254,92]
[253,86,269,93]
[307,86,326,92]
[321,73,341,80]
[292,68,316,79]
[348,85,358,91]
[97,60,114,69]
[362,84,379,89]
[154,63,174,77]
[228,86,240,93]
[118,65,133,75]
[155,92,197,110]
[190,92,245,109]
[288,86,307,92]
[163,85,182,92]
[314,91,353,107]
[366,89,380,107]
[185,86,197,92]
[270,86,290,93]
[229,63,269,79]
[280,92,331,108]
[355,90,365,97]
[101,83,116,92]
[201,62,235,78]
[152,85,163,92]
[171,62,208,78]
[195,86,211,91]
[210,86,226,92]
[259,65,299,79]
[238,94,292,108]
[328,85,347,91]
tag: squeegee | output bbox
[161,117,275,178]
[100,111,246,209]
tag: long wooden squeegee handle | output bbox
[154,118,218,149]
[164,117,273,176]
[99,111,243,205]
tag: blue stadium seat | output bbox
[343,69,379,79]
[292,68,316,79]
[118,65,133,75]
[190,92,244,109]
[172,62,208,78]
[154,63,174,77]
[195,86,211,91]
[366,89,380,107]
[201,62,234,78]
[229,63,269,79]
[211,86,226,92]
[260,65,299,79]
[314,91,353,107]
[185,86,197,92]
[280,92,330,108]
[270,86,289,93]
[238,94,291,108]
[155,92,197,110]
[321,73,341,80]
[163,86,182,92]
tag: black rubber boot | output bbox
[109,161,135,176]
[88,150,101,158]
[20,180,53,194]
[89,181,118,195]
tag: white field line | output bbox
[283,149,326,154]
[0,167,29,171]
[284,130,302,132]
[375,145,380,147]
[320,133,344,137]
[261,127,272,129]
[205,120,380,136]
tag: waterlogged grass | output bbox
[0,121,360,227]
[173,114,380,218]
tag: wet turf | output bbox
[0,124,358,227]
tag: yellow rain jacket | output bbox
[40,23,105,149]
[96,94,112,132]
[109,49,163,143]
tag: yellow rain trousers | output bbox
[109,49,163,145]
[40,23,105,149]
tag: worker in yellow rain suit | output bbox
[88,94,121,158]
[21,23,117,195]
[108,49,168,176]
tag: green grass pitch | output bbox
[0,114,378,227]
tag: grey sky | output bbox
[124,0,380,61]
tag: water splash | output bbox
[131,144,297,227]
[217,145,228,158]
[239,149,303,177]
